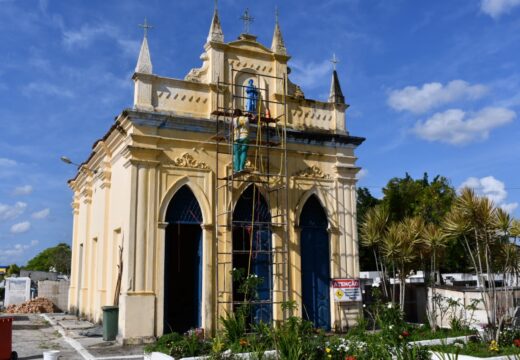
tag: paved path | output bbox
[9,313,146,360]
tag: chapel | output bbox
[67,7,365,343]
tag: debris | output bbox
[5,297,59,314]
[79,326,103,337]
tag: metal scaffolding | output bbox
[213,68,290,323]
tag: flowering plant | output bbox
[514,338,520,348]
[488,340,499,352]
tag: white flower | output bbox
[389,325,394,329]
[362,304,366,308]
[387,303,393,308]
[372,282,380,288]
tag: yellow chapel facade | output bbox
[67,9,365,343]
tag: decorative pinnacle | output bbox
[330,53,339,71]
[240,8,254,34]
[138,17,153,38]
[275,6,279,24]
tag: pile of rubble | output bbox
[5,297,58,314]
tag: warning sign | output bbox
[331,279,362,302]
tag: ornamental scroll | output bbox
[294,165,330,179]
[173,153,209,170]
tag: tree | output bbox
[6,264,20,277]
[360,204,389,297]
[444,188,519,340]
[357,187,381,270]
[25,243,71,274]
[421,223,449,330]
[381,173,455,224]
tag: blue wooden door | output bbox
[300,195,330,330]
[164,185,203,333]
[232,185,272,325]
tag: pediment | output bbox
[227,38,273,56]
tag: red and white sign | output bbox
[331,279,362,302]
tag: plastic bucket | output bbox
[43,350,60,360]
[102,306,119,341]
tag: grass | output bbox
[39,341,61,350]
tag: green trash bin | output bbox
[102,306,119,341]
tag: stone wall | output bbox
[38,280,70,312]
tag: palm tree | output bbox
[381,222,401,305]
[421,223,448,330]
[444,187,503,338]
[396,217,425,311]
[380,218,423,309]
[360,205,390,298]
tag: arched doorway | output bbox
[164,185,203,334]
[300,195,331,330]
[232,185,272,324]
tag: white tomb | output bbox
[5,277,31,306]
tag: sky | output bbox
[0,0,519,265]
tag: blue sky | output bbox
[1,0,519,265]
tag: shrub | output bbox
[143,332,211,358]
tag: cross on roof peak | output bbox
[330,53,339,70]
[240,8,254,34]
[138,17,153,38]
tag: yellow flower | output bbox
[489,340,499,352]
[325,348,331,353]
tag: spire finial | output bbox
[135,19,153,74]
[328,57,345,104]
[330,53,339,71]
[271,7,287,55]
[207,2,224,43]
[138,17,153,38]
[240,8,254,34]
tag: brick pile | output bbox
[5,297,58,314]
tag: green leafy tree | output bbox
[25,243,71,274]
[381,173,455,224]
[6,264,20,277]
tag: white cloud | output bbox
[356,168,368,180]
[413,107,515,145]
[290,59,331,90]
[460,176,518,213]
[388,80,487,114]
[0,202,27,221]
[10,221,31,234]
[0,240,39,262]
[13,185,33,195]
[22,82,74,98]
[63,23,112,48]
[32,208,50,220]
[481,0,520,19]
[0,158,17,167]
[62,23,140,58]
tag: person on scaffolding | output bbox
[233,108,250,173]
[232,79,258,173]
